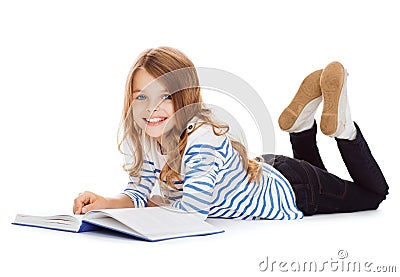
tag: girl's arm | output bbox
[121,160,158,208]
[74,158,158,214]
[73,191,134,214]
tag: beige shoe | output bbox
[278,69,323,132]
[320,61,356,139]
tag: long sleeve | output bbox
[121,160,157,208]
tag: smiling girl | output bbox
[73,47,388,220]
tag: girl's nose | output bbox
[146,106,158,113]
[146,99,160,113]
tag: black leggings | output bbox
[262,122,389,216]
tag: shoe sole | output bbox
[278,69,322,131]
[320,62,345,136]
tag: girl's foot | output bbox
[278,69,323,133]
[320,61,356,140]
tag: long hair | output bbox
[118,46,262,191]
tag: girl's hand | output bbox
[73,191,108,214]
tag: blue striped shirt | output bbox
[122,122,304,220]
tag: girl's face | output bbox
[131,69,176,143]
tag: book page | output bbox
[84,207,223,241]
[14,214,82,232]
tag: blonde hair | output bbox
[118,46,262,191]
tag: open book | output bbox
[13,207,224,241]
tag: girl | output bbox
[73,47,388,220]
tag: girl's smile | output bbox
[143,116,168,126]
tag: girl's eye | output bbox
[162,94,172,100]
[136,94,146,100]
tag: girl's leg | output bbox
[289,120,326,170]
[336,123,389,197]
[318,61,389,200]
[310,122,388,215]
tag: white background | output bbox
[1,0,399,276]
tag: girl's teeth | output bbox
[147,118,165,123]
